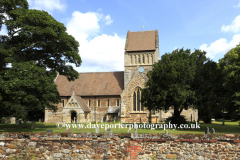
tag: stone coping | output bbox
[0,133,239,142]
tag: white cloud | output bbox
[66,11,125,72]
[104,15,113,25]
[221,15,240,33]
[233,1,240,8]
[200,34,240,59]
[28,0,66,12]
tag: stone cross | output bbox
[211,128,215,134]
[135,128,137,133]
[205,127,209,134]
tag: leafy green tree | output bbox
[141,48,208,124]
[193,60,225,123]
[219,43,240,120]
[0,0,82,121]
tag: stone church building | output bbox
[44,30,198,124]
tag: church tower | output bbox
[124,30,159,87]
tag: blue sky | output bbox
[2,0,240,72]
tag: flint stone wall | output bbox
[0,133,239,160]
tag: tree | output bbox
[141,48,208,124]
[0,0,82,121]
[219,43,240,120]
[193,60,225,123]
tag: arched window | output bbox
[130,55,132,64]
[137,90,140,111]
[142,55,145,64]
[152,54,154,64]
[138,55,141,64]
[135,55,137,64]
[132,88,144,111]
[147,54,149,64]
[133,92,136,111]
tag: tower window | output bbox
[138,55,141,64]
[117,99,120,106]
[108,99,110,106]
[89,100,91,107]
[98,100,100,107]
[130,55,132,64]
[143,55,145,64]
[147,54,149,64]
[135,55,137,64]
[133,88,143,111]
[62,100,64,107]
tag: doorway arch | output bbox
[70,110,77,123]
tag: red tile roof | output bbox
[75,96,91,112]
[55,72,124,96]
[126,30,157,51]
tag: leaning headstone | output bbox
[205,127,209,134]
[211,128,215,134]
[135,128,137,134]
[11,117,16,124]
[77,125,81,130]
[66,128,71,134]
[46,129,52,134]
[222,118,225,125]
[16,120,20,125]
[62,121,66,128]
[95,125,99,133]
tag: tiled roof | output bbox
[75,96,91,112]
[55,72,124,96]
[126,30,157,51]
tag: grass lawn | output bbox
[0,120,239,134]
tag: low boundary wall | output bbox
[0,133,240,159]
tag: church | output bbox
[44,30,198,124]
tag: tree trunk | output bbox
[149,110,152,123]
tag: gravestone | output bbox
[205,127,209,134]
[165,130,168,135]
[16,120,20,125]
[95,125,99,133]
[23,121,27,128]
[222,118,225,125]
[135,128,137,134]
[11,117,16,124]
[4,118,8,124]
[62,121,66,127]
[46,129,52,134]
[39,119,41,122]
[127,130,130,133]
[31,122,36,129]
[66,128,71,134]
[77,125,81,130]
[211,128,215,134]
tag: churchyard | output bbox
[0,120,239,134]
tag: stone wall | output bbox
[0,133,239,160]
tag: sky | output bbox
[1,0,240,72]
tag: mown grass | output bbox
[0,120,239,134]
